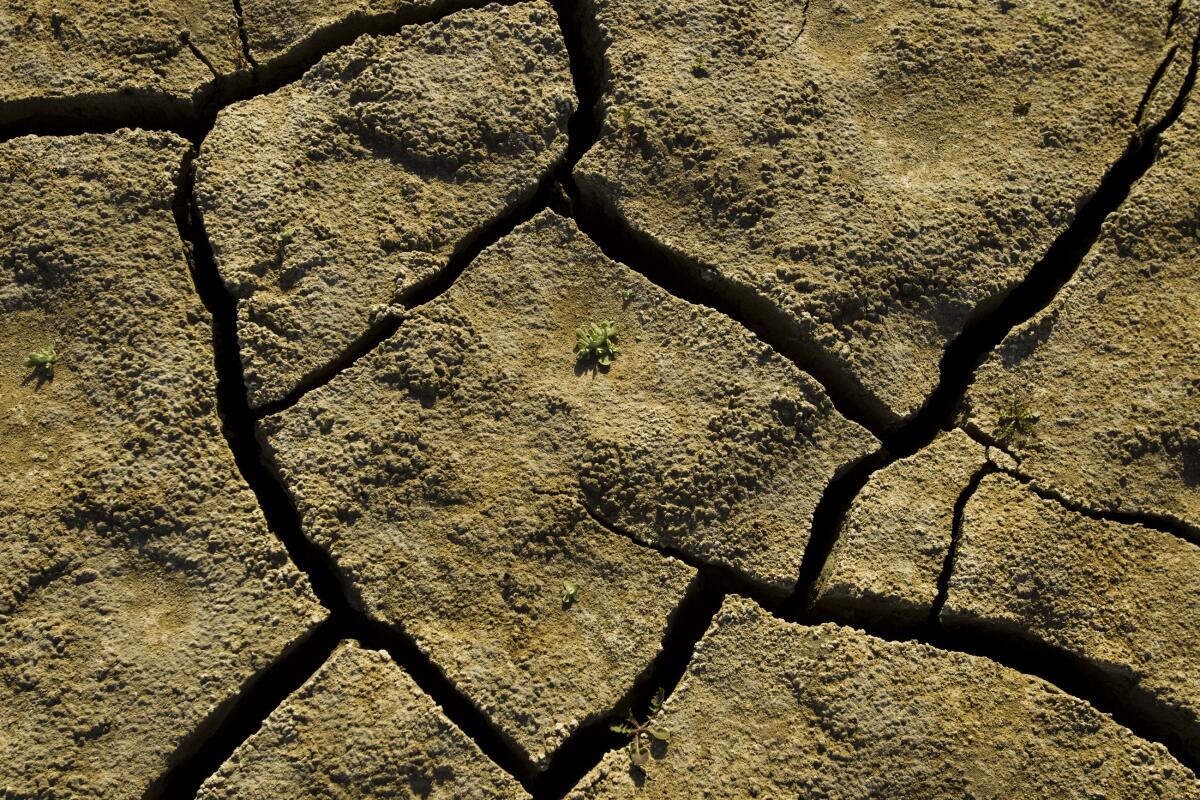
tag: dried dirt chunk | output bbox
[0,131,323,799]
[576,0,1187,426]
[944,473,1200,763]
[0,1,243,123]
[261,211,873,765]
[197,643,526,799]
[966,94,1200,535]
[571,597,1200,798]
[196,0,573,409]
[813,429,986,625]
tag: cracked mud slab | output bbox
[813,429,986,625]
[196,0,574,409]
[576,0,1189,425]
[0,1,244,122]
[966,83,1200,535]
[260,210,873,765]
[571,597,1200,799]
[197,642,527,799]
[0,130,323,798]
[945,473,1200,763]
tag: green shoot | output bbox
[575,321,619,367]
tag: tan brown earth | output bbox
[946,473,1200,763]
[0,130,322,799]
[196,642,527,799]
[197,0,574,409]
[570,597,1200,799]
[260,209,874,765]
[812,429,986,625]
[4,0,1200,796]
[966,84,1200,536]
[0,1,244,122]
[575,0,1192,427]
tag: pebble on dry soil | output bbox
[944,472,1200,763]
[570,596,1200,799]
[813,428,987,625]
[575,0,1191,426]
[196,0,574,409]
[0,1,244,121]
[0,130,323,799]
[966,86,1200,536]
[259,209,874,766]
[196,642,528,800]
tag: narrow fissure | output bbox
[928,464,995,623]
[0,0,522,145]
[997,466,1200,545]
[1167,0,1185,37]
[579,495,785,606]
[231,0,260,76]
[1134,45,1178,125]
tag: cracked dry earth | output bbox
[2,1,1200,799]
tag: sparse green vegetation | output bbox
[575,321,619,367]
[691,58,709,78]
[611,688,670,768]
[25,343,56,376]
[562,579,579,607]
[996,397,1038,441]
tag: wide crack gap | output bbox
[143,620,340,799]
[928,463,995,623]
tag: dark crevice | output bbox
[1167,0,1185,37]
[528,574,724,798]
[231,0,260,76]
[928,464,995,623]
[880,27,1200,458]
[179,31,225,80]
[793,603,1200,776]
[780,448,891,615]
[0,0,522,146]
[1134,45,1178,125]
[255,0,608,419]
[997,466,1200,546]
[143,620,340,799]
[579,495,781,605]
[252,161,563,419]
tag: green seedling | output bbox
[996,397,1038,441]
[691,58,709,78]
[621,288,636,304]
[575,321,619,367]
[562,579,579,607]
[275,225,295,247]
[25,343,56,375]
[611,688,670,768]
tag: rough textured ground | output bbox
[197,642,527,799]
[0,130,322,798]
[571,598,1200,799]
[0,1,244,122]
[813,429,986,625]
[966,87,1200,536]
[5,0,1200,796]
[197,0,573,408]
[576,0,1190,426]
[946,473,1200,762]
[261,210,874,765]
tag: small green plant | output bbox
[25,343,56,376]
[611,688,670,768]
[575,321,619,367]
[276,227,295,246]
[996,397,1038,441]
[562,579,579,607]
[621,287,636,304]
[690,58,709,78]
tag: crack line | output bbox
[928,462,995,624]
